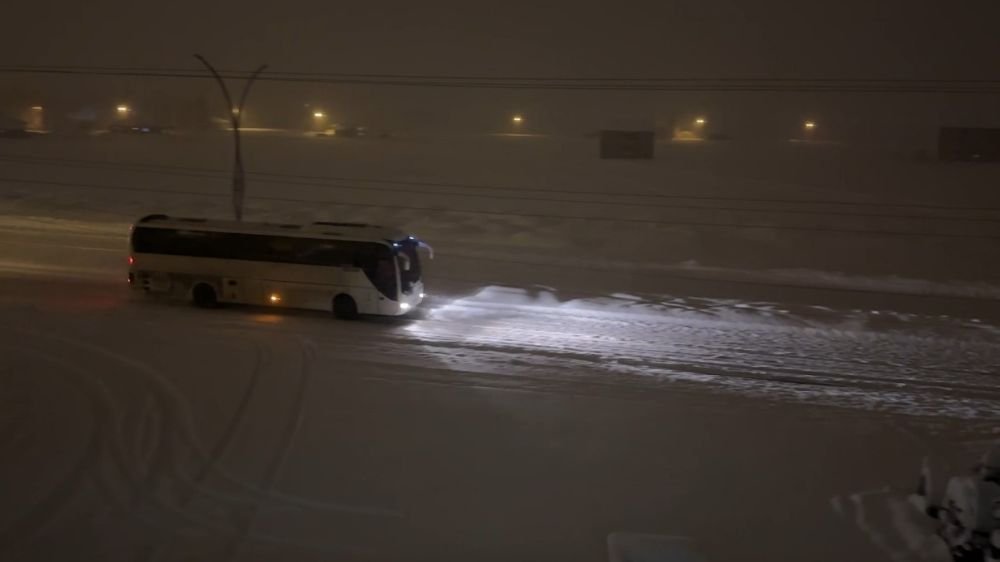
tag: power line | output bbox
[8,64,1000,83]
[2,175,998,241]
[3,65,1000,93]
[2,152,996,216]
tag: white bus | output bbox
[127,215,429,318]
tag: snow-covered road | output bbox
[3,135,1000,561]
[2,212,998,421]
[3,274,995,562]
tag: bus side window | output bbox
[294,239,325,264]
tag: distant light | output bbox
[127,255,134,266]
[694,117,706,125]
[512,115,523,124]
[313,111,325,118]
[116,105,129,114]
[31,106,43,111]
[419,293,426,299]
[400,302,411,311]
[804,121,816,130]
[269,293,281,304]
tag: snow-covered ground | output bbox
[1,132,999,561]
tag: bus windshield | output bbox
[396,238,422,294]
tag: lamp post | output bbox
[312,110,328,132]
[29,105,44,130]
[194,55,267,221]
[693,116,707,139]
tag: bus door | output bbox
[370,254,400,315]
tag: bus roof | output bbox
[134,215,412,244]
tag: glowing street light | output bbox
[512,114,523,124]
[31,105,43,111]
[313,111,325,119]
[116,104,130,114]
[804,120,816,130]
[694,116,707,126]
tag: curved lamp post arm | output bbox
[194,55,266,221]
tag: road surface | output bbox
[2,212,999,561]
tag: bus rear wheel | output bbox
[333,294,358,320]
[192,283,219,308]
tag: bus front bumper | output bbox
[398,284,425,315]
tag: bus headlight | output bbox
[400,302,411,312]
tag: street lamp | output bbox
[28,106,44,130]
[512,114,523,125]
[194,54,268,222]
[694,117,706,126]
[804,120,816,130]
[116,104,130,115]
[311,110,329,133]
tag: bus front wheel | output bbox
[333,294,358,320]
[192,283,219,308]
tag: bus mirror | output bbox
[397,253,411,271]
[417,240,434,259]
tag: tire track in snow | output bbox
[3,327,397,561]
[143,336,270,562]
[219,338,374,560]
[0,344,102,559]
[0,339,278,556]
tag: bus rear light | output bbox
[128,256,134,266]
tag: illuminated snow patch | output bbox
[401,286,1000,420]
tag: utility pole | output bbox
[194,55,267,221]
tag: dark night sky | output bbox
[6,1,999,76]
[3,1,1000,136]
